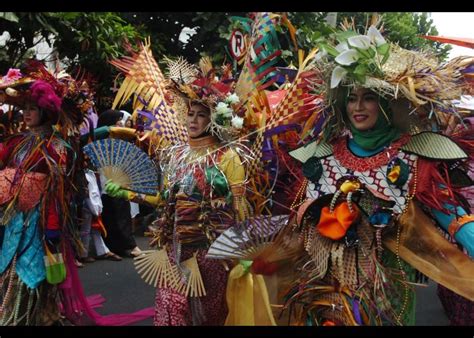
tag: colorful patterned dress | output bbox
[284,132,473,326]
[0,125,72,325]
[129,135,249,326]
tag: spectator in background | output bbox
[96,109,142,258]
[79,166,123,263]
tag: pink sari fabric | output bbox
[60,243,154,326]
[153,248,228,326]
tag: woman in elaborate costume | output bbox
[105,56,253,325]
[103,12,329,325]
[0,64,82,325]
[0,61,154,326]
[281,24,474,325]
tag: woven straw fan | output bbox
[110,38,187,144]
[180,252,206,297]
[134,248,206,297]
[134,247,182,289]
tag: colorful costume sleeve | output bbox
[432,204,474,257]
[127,191,163,207]
[79,126,137,145]
[412,157,474,257]
[218,148,249,221]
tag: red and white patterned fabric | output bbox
[153,248,228,326]
[307,137,417,214]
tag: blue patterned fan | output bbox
[83,138,159,195]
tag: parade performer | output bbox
[0,63,84,325]
[281,23,474,325]
[105,51,254,325]
[0,61,153,325]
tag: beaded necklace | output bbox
[333,135,411,172]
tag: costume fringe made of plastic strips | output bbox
[0,271,45,325]
[2,132,82,251]
[279,259,414,326]
[158,139,252,189]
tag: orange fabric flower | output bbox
[317,202,359,240]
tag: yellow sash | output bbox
[225,263,276,325]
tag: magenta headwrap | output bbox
[30,80,62,114]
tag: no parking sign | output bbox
[229,30,246,61]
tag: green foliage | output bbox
[0,12,452,112]
[119,12,245,66]
[0,12,143,112]
[287,12,451,62]
[381,12,451,61]
[0,12,18,23]
[51,12,143,110]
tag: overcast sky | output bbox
[429,12,474,59]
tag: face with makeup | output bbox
[186,102,211,138]
[346,88,381,131]
[23,103,42,128]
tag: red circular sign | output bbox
[229,30,246,60]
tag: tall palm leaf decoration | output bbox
[110,37,188,147]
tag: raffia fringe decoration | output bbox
[342,247,358,287]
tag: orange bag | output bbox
[317,202,359,240]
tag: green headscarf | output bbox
[345,91,401,151]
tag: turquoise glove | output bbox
[105,180,129,200]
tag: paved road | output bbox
[78,234,450,326]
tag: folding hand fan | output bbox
[134,247,181,289]
[83,138,159,195]
[134,247,206,297]
[206,214,298,263]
